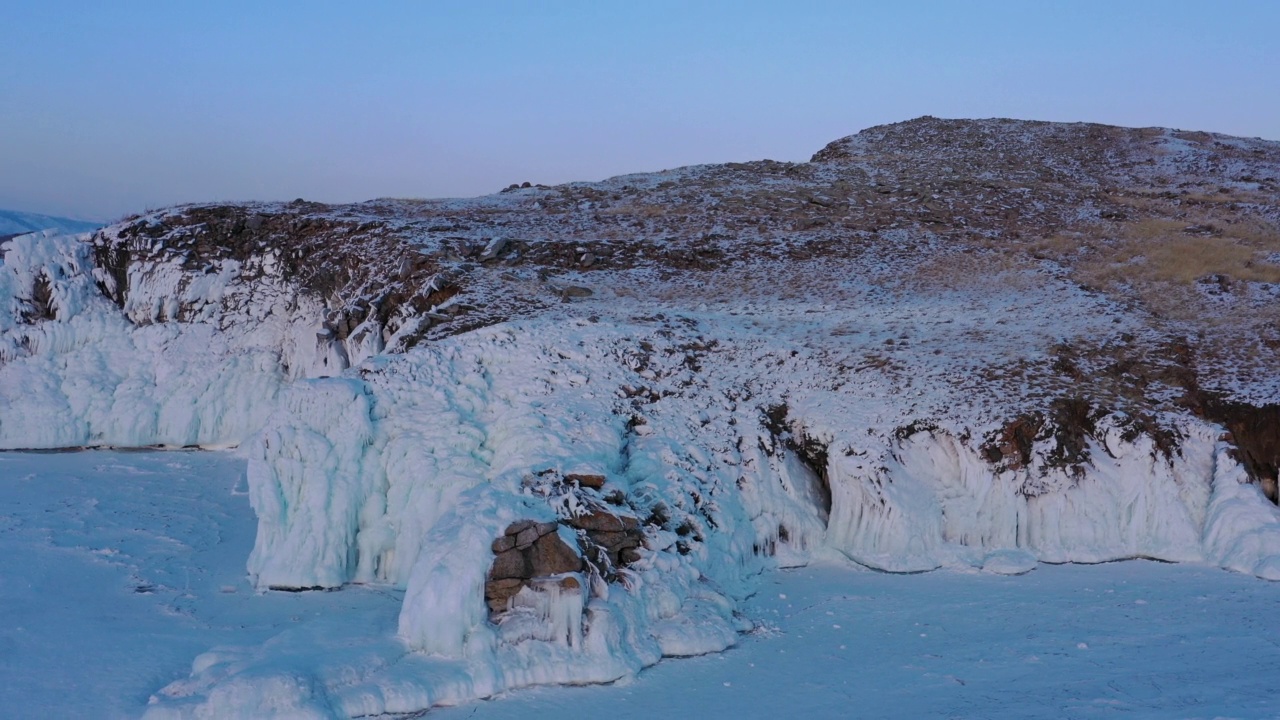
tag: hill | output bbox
[2,117,1278,717]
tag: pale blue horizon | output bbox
[3,0,1277,221]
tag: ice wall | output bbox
[0,232,356,449]
[822,419,1224,571]
[201,314,1280,718]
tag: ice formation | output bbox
[5,116,1280,717]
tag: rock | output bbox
[489,548,530,580]
[515,525,542,549]
[505,520,536,536]
[571,509,639,533]
[1182,223,1221,237]
[561,286,593,299]
[484,578,524,613]
[491,534,516,554]
[587,530,639,552]
[514,521,558,549]
[564,473,606,490]
[1197,273,1232,294]
[530,531,583,576]
[478,236,508,261]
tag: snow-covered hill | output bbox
[0,208,100,238]
[2,117,1279,717]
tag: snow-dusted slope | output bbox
[3,117,1280,717]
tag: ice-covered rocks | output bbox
[486,507,646,615]
[487,521,583,613]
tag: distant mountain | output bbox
[0,209,101,238]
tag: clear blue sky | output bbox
[3,1,1277,221]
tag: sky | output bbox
[2,1,1277,222]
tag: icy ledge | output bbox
[142,320,1280,719]
[0,232,355,449]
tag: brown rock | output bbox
[492,534,516,554]
[505,520,536,536]
[489,548,530,580]
[515,522,556,549]
[515,526,541,549]
[485,577,523,599]
[587,530,640,552]
[570,510,640,533]
[485,577,525,613]
[561,285,593,299]
[530,532,583,576]
[565,473,606,490]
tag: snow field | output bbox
[431,561,1280,719]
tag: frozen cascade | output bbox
[1202,443,1280,580]
[182,315,1280,717]
[820,421,1214,571]
[0,232,365,450]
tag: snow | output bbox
[980,548,1038,575]
[192,306,1280,715]
[0,209,100,237]
[1202,443,1280,581]
[0,231,354,450]
[430,562,1280,720]
[5,210,1280,716]
[5,451,1278,718]
[0,450,401,719]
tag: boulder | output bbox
[485,511,643,618]
[530,532,583,576]
[571,509,639,533]
[489,548,530,580]
[564,473,606,490]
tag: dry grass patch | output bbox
[1033,214,1280,286]
[1081,235,1280,287]
[904,248,1041,293]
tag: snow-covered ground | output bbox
[0,451,402,720]
[436,562,1280,720]
[3,451,1278,719]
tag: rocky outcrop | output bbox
[485,509,644,615]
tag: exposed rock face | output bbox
[487,521,581,613]
[485,509,644,614]
[1199,397,1280,503]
